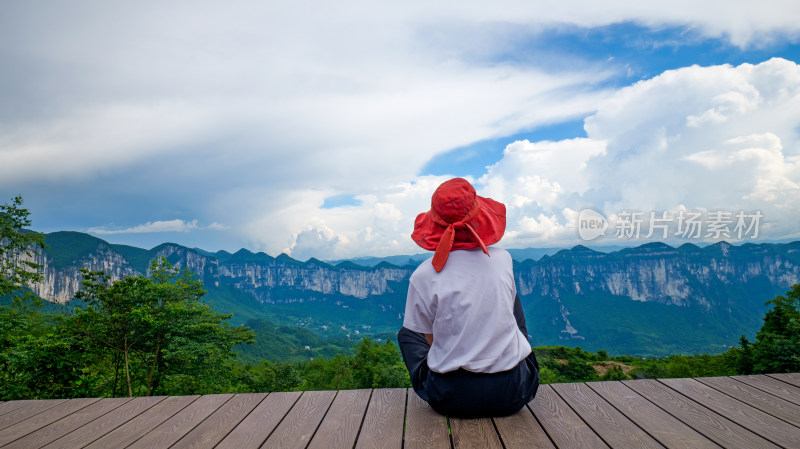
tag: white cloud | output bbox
[472,58,800,248]
[206,222,230,231]
[246,55,800,256]
[89,219,200,235]
[287,219,344,261]
[2,2,800,257]
[88,219,230,235]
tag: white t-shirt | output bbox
[403,247,532,374]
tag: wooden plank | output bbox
[124,394,232,449]
[0,399,66,431]
[262,390,337,449]
[7,397,132,449]
[45,396,169,449]
[171,393,267,448]
[307,389,371,449]
[766,372,800,389]
[0,400,38,417]
[450,417,502,449]
[353,388,406,449]
[696,376,800,427]
[493,405,555,449]
[735,375,800,406]
[403,389,450,449]
[216,391,301,449]
[0,397,100,447]
[660,378,800,448]
[528,385,610,449]
[552,382,663,449]
[625,379,779,449]
[587,381,718,449]
[52,396,177,449]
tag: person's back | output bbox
[397,178,539,418]
[406,247,529,374]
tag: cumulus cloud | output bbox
[247,177,452,259]
[247,58,800,256]
[287,219,343,261]
[474,58,800,248]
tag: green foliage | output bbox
[236,318,354,363]
[231,337,411,393]
[2,258,254,399]
[536,346,599,383]
[0,195,45,298]
[748,284,800,373]
[599,365,628,381]
[69,258,254,397]
[351,338,410,389]
[4,216,799,401]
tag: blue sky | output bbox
[1,1,799,260]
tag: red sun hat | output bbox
[411,178,506,272]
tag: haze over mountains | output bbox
[27,231,800,356]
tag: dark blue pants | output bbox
[397,294,539,418]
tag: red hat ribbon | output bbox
[429,199,489,272]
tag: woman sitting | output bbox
[397,177,539,418]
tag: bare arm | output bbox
[424,333,434,346]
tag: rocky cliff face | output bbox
[32,236,413,304]
[514,241,800,309]
[26,233,800,355]
[30,242,139,303]
[32,235,800,312]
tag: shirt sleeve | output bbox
[403,280,434,334]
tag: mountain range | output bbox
[24,231,800,356]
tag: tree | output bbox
[70,258,254,397]
[750,284,800,374]
[351,338,411,389]
[1,195,45,298]
[0,196,51,400]
[735,335,754,374]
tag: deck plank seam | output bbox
[119,396,194,449]
[731,376,800,407]
[400,388,409,449]
[524,401,558,449]
[445,416,454,449]
[159,394,236,449]
[295,390,341,449]
[620,380,752,449]
[655,379,793,449]
[0,400,37,418]
[489,416,508,449]
[0,399,68,432]
[350,389,375,449]
[40,397,135,448]
[621,382,728,447]
[548,382,617,449]
[242,391,303,449]
[203,393,270,449]
[254,391,307,449]
[695,377,800,429]
[0,396,126,449]
[764,373,800,388]
[0,397,103,448]
[583,382,672,449]
[48,395,171,449]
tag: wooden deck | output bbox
[1,373,799,448]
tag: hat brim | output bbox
[411,195,506,251]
